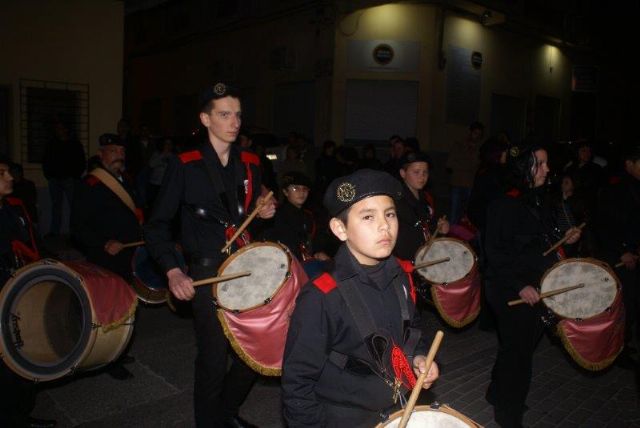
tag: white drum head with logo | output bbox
[380,405,477,428]
[415,238,476,284]
[216,242,290,312]
[540,258,618,320]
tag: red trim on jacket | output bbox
[179,150,203,164]
[397,258,417,304]
[312,272,337,294]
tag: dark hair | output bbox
[506,139,545,190]
[623,144,640,163]
[0,154,11,167]
[469,121,484,132]
[335,206,351,225]
[199,83,242,114]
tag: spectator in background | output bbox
[360,143,383,170]
[336,145,359,176]
[315,140,340,194]
[563,139,603,216]
[383,135,406,178]
[42,121,85,236]
[9,162,38,225]
[279,144,307,189]
[446,121,484,224]
[147,138,175,209]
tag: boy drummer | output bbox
[281,169,439,427]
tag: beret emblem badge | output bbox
[336,182,356,202]
[213,83,226,96]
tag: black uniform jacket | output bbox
[596,173,640,265]
[282,244,426,426]
[71,167,142,279]
[144,143,261,275]
[484,189,560,303]
[1,197,35,283]
[394,184,435,261]
[262,200,315,261]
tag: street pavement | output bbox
[22,239,640,427]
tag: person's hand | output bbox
[313,252,330,261]
[564,226,582,245]
[518,285,540,306]
[167,268,195,301]
[437,217,450,235]
[620,252,638,270]
[257,194,276,219]
[104,240,124,255]
[412,356,439,389]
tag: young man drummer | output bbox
[394,151,449,261]
[145,82,275,428]
[282,169,439,427]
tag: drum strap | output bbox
[89,168,136,215]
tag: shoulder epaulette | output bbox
[179,150,203,164]
[5,196,24,207]
[312,272,337,294]
[85,175,100,186]
[609,176,621,185]
[506,188,521,198]
[240,151,260,166]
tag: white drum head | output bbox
[415,238,475,284]
[217,243,290,311]
[384,409,473,428]
[540,258,618,320]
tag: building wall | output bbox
[0,0,124,184]
[332,4,573,151]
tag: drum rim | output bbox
[130,246,168,304]
[540,257,621,321]
[0,260,97,381]
[414,237,477,284]
[380,404,479,427]
[215,241,292,313]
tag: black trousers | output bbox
[0,361,35,427]
[487,292,543,428]
[191,266,258,428]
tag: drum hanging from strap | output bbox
[131,246,170,305]
[540,258,624,371]
[0,259,136,381]
[376,404,481,427]
[215,242,308,376]
[414,238,481,328]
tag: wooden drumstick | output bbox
[192,271,251,287]
[221,191,274,253]
[413,257,451,271]
[507,283,585,306]
[122,240,145,249]
[542,222,586,257]
[398,330,444,428]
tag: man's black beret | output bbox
[323,169,403,217]
[398,151,432,169]
[199,82,241,109]
[281,171,312,189]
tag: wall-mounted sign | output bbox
[572,65,598,92]
[372,44,394,65]
[347,40,420,73]
[471,51,483,69]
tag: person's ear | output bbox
[399,168,407,180]
[199,112,211,127]
[329,218,348,242]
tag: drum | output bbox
[0,259,136,382]
[540,258,624,371]
[414,238,481,328]
[215,242,308,375]
[131,246,170,305]
[376,404,481,427]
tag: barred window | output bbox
[20,79,89,163]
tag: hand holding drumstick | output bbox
[542,222,585,256]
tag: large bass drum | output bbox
[414,238,481,328]
[214,242,308,376]
[0,259,136,381]
[540,258,624,371]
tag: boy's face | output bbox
[283,184,309,208]
[399,161,429,193]
[330,195,398,265]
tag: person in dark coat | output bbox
[596,145,640,352]
[484,143,582,427]
[0,155,56,428]
[144,82,276,428]
[394,151,449,261]
[282,169,439,427]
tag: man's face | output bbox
[531,149,550,188]
[625,159,640,180]
[283,184,310,208]
[578,146,592,163]
[98,145,126,175]
[400,161,429,194]
[330,195,398,265]
[0,163,14,198]
[200,96,242,145]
